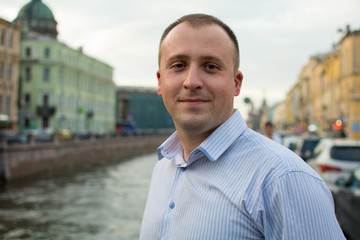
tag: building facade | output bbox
[285,26,360,139]
[0,18,21,129]
[273,101,286,131]
[339,28,360,139]
[18,38,115,133]
[116,86,174,131]
[14,0,115,134]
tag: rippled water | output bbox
[0,153,158,240]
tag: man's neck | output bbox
[265,132,273,139]
[177,130,213,162]
[174,109,236,162]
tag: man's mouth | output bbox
[178,98,210,105]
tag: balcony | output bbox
[36,106,56,117]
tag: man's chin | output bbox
[175,117,214,135]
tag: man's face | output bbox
[265,125,274,136]
[157,23,243,136]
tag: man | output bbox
[140,14,345,239]
[264,121,282,144]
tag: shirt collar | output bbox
[157,109,247,165]
[157,130,183,163]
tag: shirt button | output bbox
[169,202,175,209]
[180,167,186,172]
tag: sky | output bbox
[1,0,360,114]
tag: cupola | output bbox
[14,0,58,38]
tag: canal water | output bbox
[0,153,158,240]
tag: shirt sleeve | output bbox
[259,171,345,239]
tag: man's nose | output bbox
[183,65,203,90]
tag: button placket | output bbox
[161,167,183,237]
[167,167,183,211]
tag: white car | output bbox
[307,138,360,193]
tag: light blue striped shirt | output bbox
[140,110,345,239]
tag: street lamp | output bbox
[244,97,254,127]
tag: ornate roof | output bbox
[14,0,58,38]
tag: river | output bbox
[0,153,158,240]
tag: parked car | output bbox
[21,129,54,143]
[294,136,321,161]
[77,131,91,140]
[5,131,28,145]
[56,129,72,141]
[282,134,300,151]
[116,120,137,135]
[307,138,360,193]
[333,167,360,240]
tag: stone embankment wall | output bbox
[0,134,169,183]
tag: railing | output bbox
[0,130,172,183]
[3,128,175,146]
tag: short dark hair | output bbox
[158,13,240,72]
[265,121,274,127]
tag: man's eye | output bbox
[205,64,219,71]
[171,63,186,71]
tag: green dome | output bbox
[14,0,58,38]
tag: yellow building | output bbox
[338,28,360,139]
[311,55,327,131]
[322,51,341,126]
[273,101,286,130]
[285,82,303,133]
[299,57,320,131]
[285,26,360,139]
[0,18,21,129]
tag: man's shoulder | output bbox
[227,128,318,180]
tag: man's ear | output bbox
[156,71,162,96]
[234,70,243,96]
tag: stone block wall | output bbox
[0,134,169,182]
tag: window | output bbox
[44,48,50,58]
[25,67,31,81]
[331,146,360,161]
[43,93,49,106]
[7,63,12,81]
[42,117,49,128]
[0,29,4,45]
[25,118,30,128]
[7,31,12,48]
[44,68,50,81]
[5,96,10,115]
[0,61,3,78]
[25,93,31,106]
[25,47,32,58]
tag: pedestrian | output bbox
[264,121,282,144]
[140,13,345,239]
